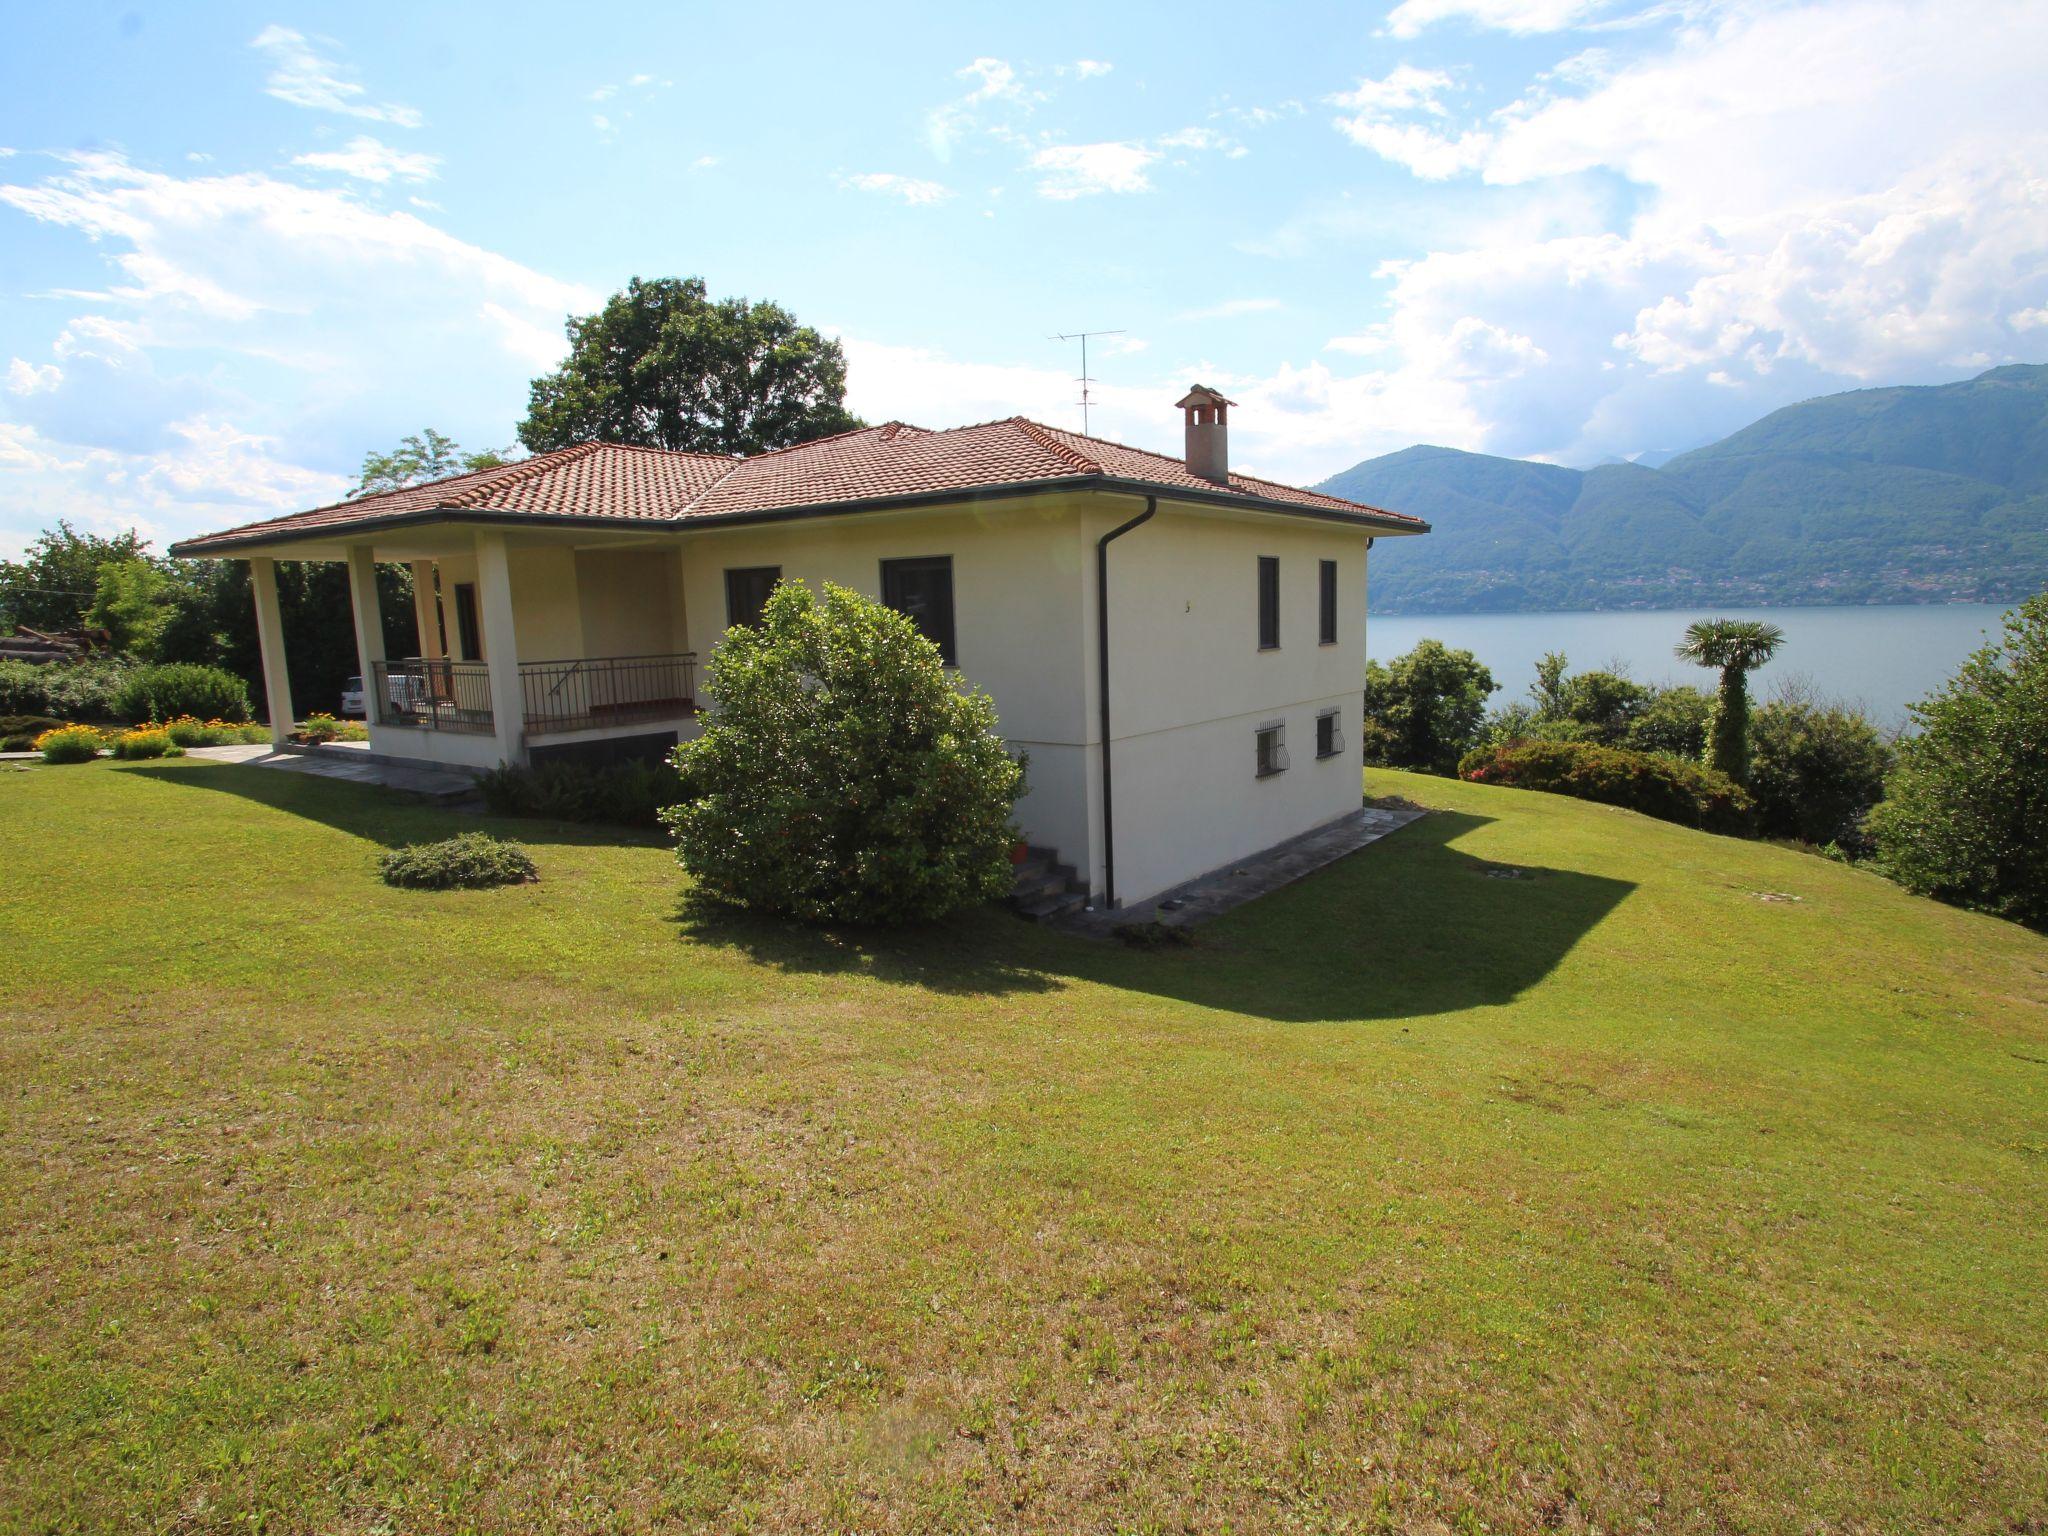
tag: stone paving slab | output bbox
[1065,802,1427,936]
[184,743,482,801]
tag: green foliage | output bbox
[1624,684,1713,759]
[296,711,342,743]
[0,715,67,751]
[0,520,148,632]
[35,725,105,764]
[665,581,1023,925]
[1675,618,1785,783]
[1747,693,1893,847]
[0,656,136,719]
[1868,594,2048,926]
[519,275,863,456]
[379,833,539,890]
[87,558,173,655]
[478,757,684,828]
[1361,640,1499,774]
[112,663,252,725]
[1319,364,2048,613]
[160,716,270,748]
[1488,651,1656,750]
[110,728,182,760]
[1458,738,1754,835]
[351,428,517,499]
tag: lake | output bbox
[1368,603,2013,728]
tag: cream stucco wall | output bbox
[675,494,1100,866]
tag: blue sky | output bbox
[2,0,2045,555]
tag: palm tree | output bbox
[1674,618,1784,783]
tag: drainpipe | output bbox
[1095,494,1157,910]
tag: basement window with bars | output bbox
[1316,707,1343,759]
[1255,720,1289,779]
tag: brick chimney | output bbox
[1176,384,1235,483]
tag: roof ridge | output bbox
[448,440,608,508]
[737,421,916,465]
[1011,416,1102,474]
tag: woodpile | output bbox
[0,624,112,663]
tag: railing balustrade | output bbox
[371,652,697,738]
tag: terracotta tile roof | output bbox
[173,417,1420,553]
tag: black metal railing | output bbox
[372,658,494,733]
[518,652,696,736]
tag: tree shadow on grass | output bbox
[113,760,663,853]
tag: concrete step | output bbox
[1011,846,1086,922]
[1016,888,1089,923]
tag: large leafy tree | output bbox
[0,521,150,632]
[1361,639,1499,775]
[351,429,515,498]
[1868,593,2048,927]
[665,581,1022,925]
[518,276,864,456]
[1674,618,1784,783]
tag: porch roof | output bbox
[170,418,1427,557]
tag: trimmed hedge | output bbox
[478,758,684,828]
[379,833,538,890]
[112,663,252,725]
[1,715,67,752]
[1458,738,1754,835]
[0,657,135,720]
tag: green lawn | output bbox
[3,759,2045,1534]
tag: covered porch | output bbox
[238,522,701,770]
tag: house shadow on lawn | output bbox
[113,760,663,853]
[672,811,1636,1024]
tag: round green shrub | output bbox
[112,663,252,726]
[665,580,1024,926]
[1747,697,1891,847]
[379,833,539,890]
[0,715,68,752]
[35,725,105,764]
[1459,738,1753,835]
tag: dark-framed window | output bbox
[452,581,481,661]
[881,555,957,665]
[725,565,781,629]
[1316,708,1342,759]
[1318,559,1338,645]
[1255,721,1288,778]
[1257,556,1280,650]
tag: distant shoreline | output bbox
[1375,596,2021,620]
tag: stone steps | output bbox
[1011,846,1089,923]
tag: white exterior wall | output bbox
[1088,503,1370,905]
[676,495,1099,867]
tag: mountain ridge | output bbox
[1318,364,2048,614]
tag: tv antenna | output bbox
[1050,329,1124,435]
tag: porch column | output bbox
[247,557,295,748]
[474,531,525,766]
[409,560,443,659]
[345,545,387,728]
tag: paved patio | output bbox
[185,743,484,802]
[1067,801,1428,935]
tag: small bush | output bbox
[379,833,538,890]
[110,727,182,760]
[112,663,251,725]
[297,712,342,744]
[0,657,135,719]
[479,757,685,827]
[35,725,105,764]
[1459,738,1753,835]
[0,715,67,752]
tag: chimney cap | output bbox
[1175,384,1238,410]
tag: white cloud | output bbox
[2015,306,2048,331]
[927,57,1031,160]
[839,172,953,205]
[7,358,62,395]
[1385,0,1613,37]
[1030,142,1161,199]
[249,25,423,128]
[0,150,594,547]
[1303,0,2048,461]
[292,135,439,184]
[1065,59,1114,78]
[691,155,719,170]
